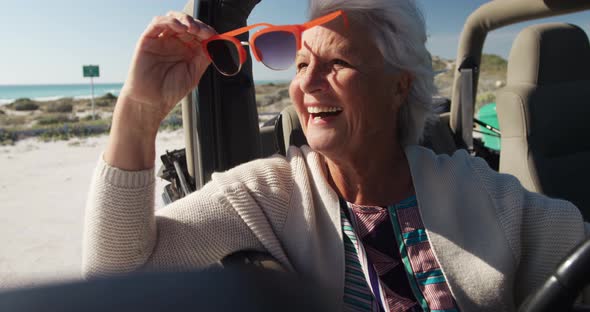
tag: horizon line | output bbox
[0,79,293,87]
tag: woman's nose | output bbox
[299,62,329,94]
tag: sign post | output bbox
[83,65,100,120]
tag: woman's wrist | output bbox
[114,94,165,135]
[104,96,162,171]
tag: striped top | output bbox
[341,196,458,312]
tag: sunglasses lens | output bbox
[255,31,296,70]
[207,39,241,76]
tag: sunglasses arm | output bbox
[301,10,348,31]
[223,22,275,37]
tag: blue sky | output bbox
[0,0,588,84]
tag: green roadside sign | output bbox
[83,65,100,120]
[83,65,100,77]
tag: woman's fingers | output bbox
[143,16,186,38]
[143,14,216,44]
[165,11,217,40]
[167,11,200,35]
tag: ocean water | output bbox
[0,83,124,105]
[0,80,288,106]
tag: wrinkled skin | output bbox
[289,20,414,205]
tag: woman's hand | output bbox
[105,12,216,171]
[120,12,216,131]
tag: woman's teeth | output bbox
[307,106,343,120]
[307,106,343,114]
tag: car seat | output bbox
[496,23,590,220]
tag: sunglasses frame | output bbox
[201,10,348,76]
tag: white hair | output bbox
[309,0,436,146]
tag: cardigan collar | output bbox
[300,145,516,311]
[404,145,516,311]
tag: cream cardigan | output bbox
[83,145,586,311]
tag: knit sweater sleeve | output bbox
[468,156,585,305]
[82,155,288,278]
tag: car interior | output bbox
[0,0,589,311]
[165,1,590,310]
[139,0,590,308]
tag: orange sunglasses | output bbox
[201,10,348,76]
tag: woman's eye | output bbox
[296,62,308,72]
[332,59,349,67]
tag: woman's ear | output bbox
[394,71,413,98]
[388,71,413,112]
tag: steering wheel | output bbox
[519,238,590,312]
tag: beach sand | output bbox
[0,130,186,290]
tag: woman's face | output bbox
[289,21,411,160]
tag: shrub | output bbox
[13,98,39,111]
[37,121,110,141]
[160,114,183,130]
[0,129,16,145]
[0,115,28,126]
[45,101,73,113]
[476,92,497,111]
[36,114,79,125]
[88,92,117,107]
[95,99,115,107]
[480,54,507,77]
[432,57,447,71]
[169,104,183,117]
[83,114,101,121]
[100,92,117,100]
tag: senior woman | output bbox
[83,0,586,311]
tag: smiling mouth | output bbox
[307,106,343,120]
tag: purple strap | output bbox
[367,256,386,312]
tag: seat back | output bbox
[496,23,590,219]
[274,106,307,155]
